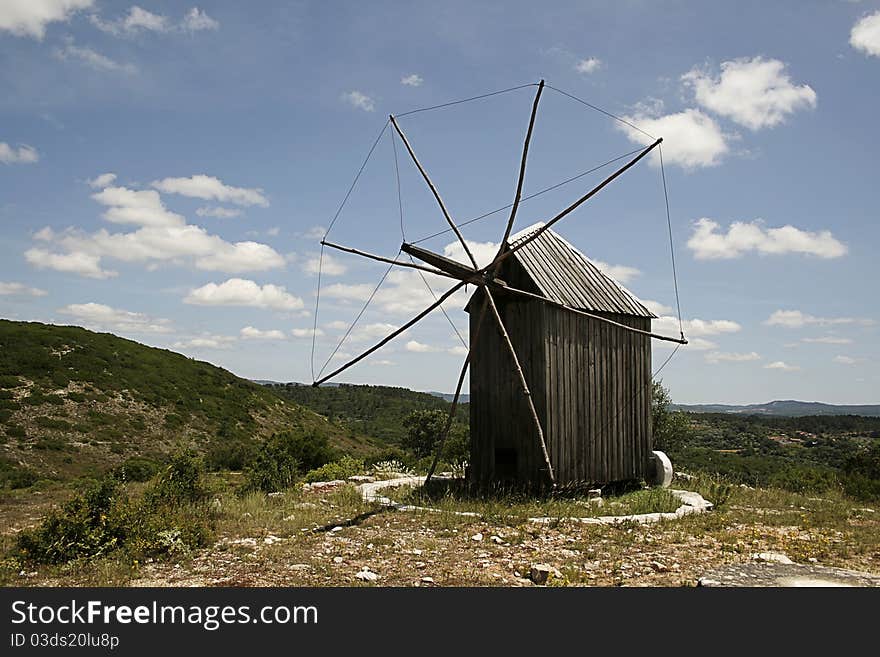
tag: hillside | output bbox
[265,382,467,445]
[672,400,880,417]
[0,320,380,487]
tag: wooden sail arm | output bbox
[389,115,479,270]
[485,137,663,272]
[320,240,460,281]
[491,280,688,344]
[400,242,480,282]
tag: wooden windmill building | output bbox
[466,223,657,489]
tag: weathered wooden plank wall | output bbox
[469,284,653,488]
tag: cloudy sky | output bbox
[1,1,878,404]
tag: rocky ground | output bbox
[122,478,878,588]
[5,474,878,587]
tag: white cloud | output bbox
[240,326,286,340]
[765,310,875,329]
[802,336,853,345]
[401,74,423,87]
[32,183,285,276]
[653,315,741,338]
[173,334,236,350]
[59,302,172,334]
[182,7,218,32]
[642,300,673,316]
[443,239,498,268]
[195,206,242,219]
[833,355,859,365]
[575,57,602,74]
[618,107,728,169]
[91,5,218,36]
[90,6,168,35]
[152,175,268,207]
[447,345,468,356]
[705,350,761,364]
[591,260,640,284]
[54,40,136,74]
[0,282,48,297]
[683,57,816,130]
[291,327,324,338]
[687,218,847,260]
[0,0,93,39]
[373,359,395,366]
[347,322,398,343]
[850,11,880,58]
[87,172,116,189]
[185,278,304,311]
[303,226,326,240]
[25,248,115,279]
[92,186,184,227]
[342,91,376,112]
[0,142,39,164]
[764,361,800,372]
[324,320,349,331]
[406,340,439,353]
[302,254,346,276]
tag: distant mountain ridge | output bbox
[672,400,880,417]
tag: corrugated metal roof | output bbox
[507,222,656,318]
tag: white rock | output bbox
[331,526,344,532]
[529,563,561,585]
[356,569,379,582]
[752,552,794,565]
[471,532,483,542]
[333,556,344,564]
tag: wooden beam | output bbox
[487,137,663,271]
[484,287,556,487]
[401,242,479,281]
[389,115,479,270]
[321,240,459,280]
[497,79,545,255]
[313,280,466,386]
[491,281,688,345]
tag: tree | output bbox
[651,381,692,453]
[401,409,469,462]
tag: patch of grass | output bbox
[304,456,365,483]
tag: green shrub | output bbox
[0,375,21,389]
[0,400,20,411]
[5,425,26,438]
[0,458,38,489]
[67,392,86,403]
[205,437,255,471]
[304,456,365,483]
[35,417,73,431]
[768,465,838,494]
[117,457,160,482]
[0,390,14,400]
[15,451,212,565]
[0,410,11,423]
[34,437,67,451]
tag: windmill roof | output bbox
[504,222,656,318]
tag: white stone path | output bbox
[356,475,713,526]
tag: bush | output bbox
[768,465,838,494]
[304,456,365,483]
[5,425,26,438]
[652,381,692,453]
[205,437,256,471]
[15,451,212,565]
[243,431,335,493]
[0,458,38,489]
[117,457,160,483]
[0,375,21,389]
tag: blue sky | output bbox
[1,1,878,404]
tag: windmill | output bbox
[311,80,688,490]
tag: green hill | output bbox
[0,320,380,487]
[266,382,467,445]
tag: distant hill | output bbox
[428,391,470,403]
[672,400,880,417]
[0,320,381,485]
[264,382,467,445]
